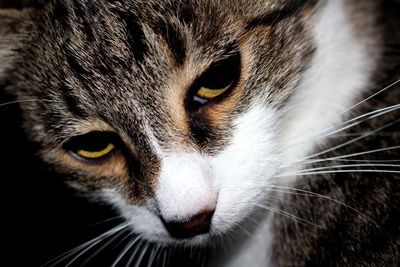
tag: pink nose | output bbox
[162,209,215,239]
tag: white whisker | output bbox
[161,247,168,267]
[42,223,129,267]
[126,239,145,267]
[111,235,141,267]
[254,203,323,229]
[134,242,151,267]
[282,103,400,154]
[281,80,400,153]
[0,98,51,108]
[300,118,400,161]
[147,244,161,267]
[64,224,130,267]
[276,169,400,178]
[266,185,370,221]
[288,163,400,174]
[297,146,400,165]
[80,228,130,266]
[340,79,400,115]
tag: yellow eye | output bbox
[190,53,241,106]
[77,143,115,159]
[65,132,119,162]
[196,83,232,100]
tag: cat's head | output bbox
[0,0,377,246]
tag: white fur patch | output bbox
[209,105,279,234]
[280,0,377,178]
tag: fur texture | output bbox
[1,0,399,266]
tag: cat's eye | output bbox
[189,52,241,106]
[64,132,120,162]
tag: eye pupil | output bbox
[199,63,235,90]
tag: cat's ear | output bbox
[0,0,38,35]
[0,9,29,36]
[0,2,37,80]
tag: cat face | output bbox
[1,0,377,246]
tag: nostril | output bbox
[162,209,215,239]
[181,211,212,231]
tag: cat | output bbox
[1,0,400,266]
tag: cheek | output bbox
[209,105,280,228]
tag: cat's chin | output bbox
[136,222,252,249]
[139,231,214,248]
[103,190,260,250]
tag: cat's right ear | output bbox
[0,9,28,37]
[0,0,39,36]
[0,1,39,77]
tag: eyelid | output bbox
[186,52,241,108]
[63,131,121,163]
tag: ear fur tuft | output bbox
[0,7,32,82]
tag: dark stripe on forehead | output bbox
[72,0,95,42]
[66,53,89,78]
[155,21,186,66]
[61,85,88,117]
[246,0,310,29]
[52,0,70,23]
[176,3,197,25]
[115,11,148,63]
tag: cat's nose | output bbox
[162,209,215,239]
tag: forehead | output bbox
[21,0,313,148]
[46,1,243,130]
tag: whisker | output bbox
[281,79,400,152]
[296,146,400,165]
[126,239,145,267]
[266,185,370,221]
[80,228,131,266]
[64,225,130,267]
[234,221,252,237]
[340,79,400,115]
[288,163,400,174]
[315,104,400,140]
[282,103,400,154]
[134,242,151,267]
[325,159,400,163]
[111,235,141,267]
[326,132,400,138]
[42,223,129,267]
[254,203,323,229]
[0,98,51,108]
[89,215,124,227]
[300,118,400,161]
[147,244,161,267]
[161,247,168,267]
[276,169,400,178]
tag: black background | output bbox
[1,88,124,266]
